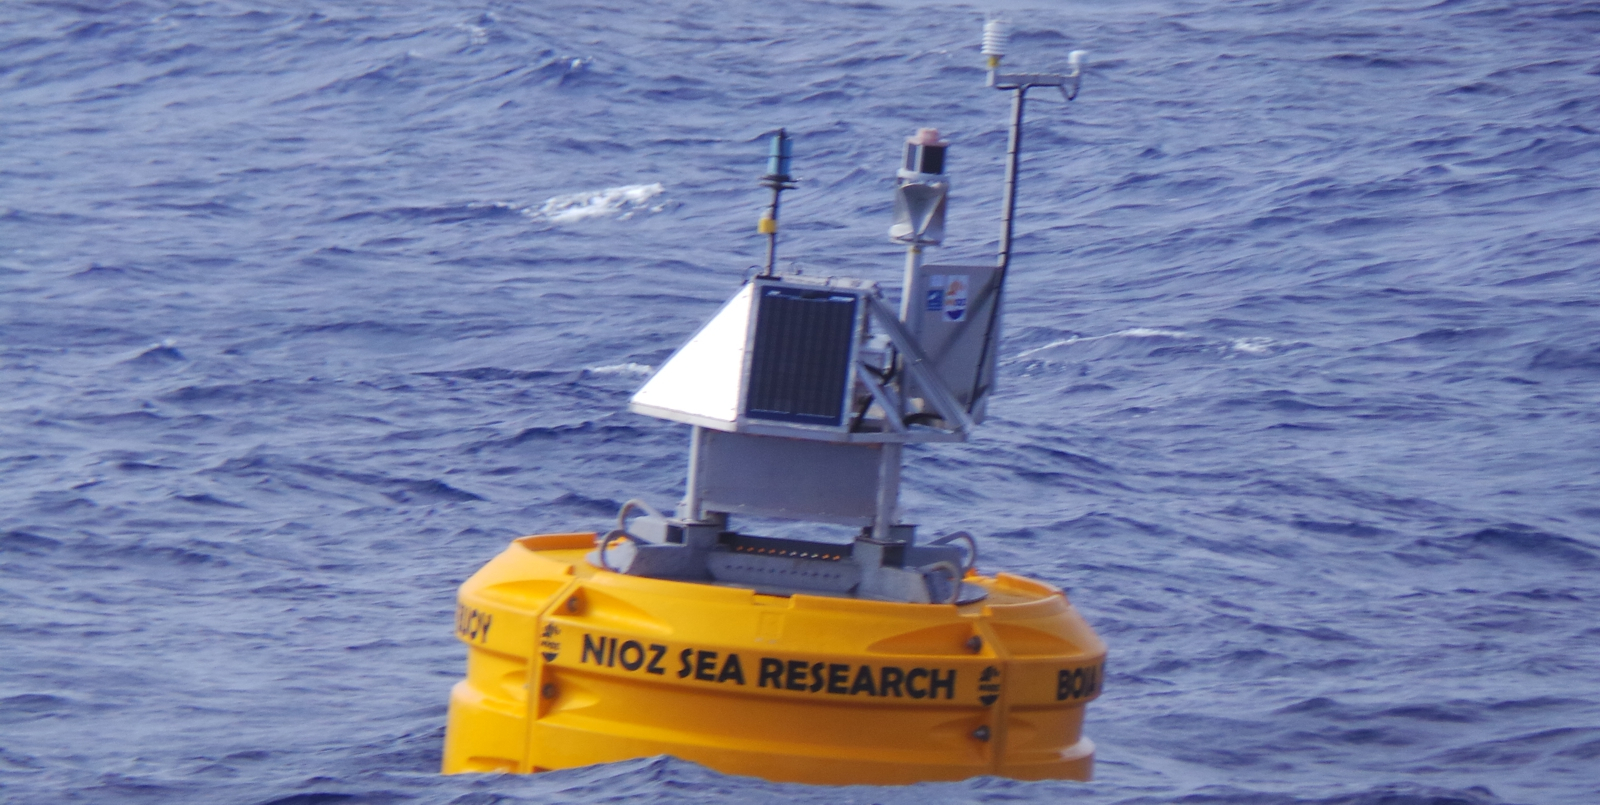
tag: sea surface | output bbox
[3,1,1599,803]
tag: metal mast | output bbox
[757,129,795,277]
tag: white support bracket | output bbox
[856,364,908,433]
[864,296,977,436]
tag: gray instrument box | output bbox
[903,263,1004,424]
[696,429,883,526]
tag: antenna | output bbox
[757,129,795,278]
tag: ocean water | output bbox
[3,0,1598,803]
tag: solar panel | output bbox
[743,285,858,427]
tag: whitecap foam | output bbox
[1230,337,1276,355]
[585,362,655,377]
[525,183,665,224]
[1012,337,1085,360]
[1116,327,1195,339]
[1009,328,1196,361]
[454,22,489,45]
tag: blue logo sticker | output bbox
[944,275,968,322]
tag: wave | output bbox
[1409,526,1600,569]
[1009,328,1288,364]
[119,340,186,367]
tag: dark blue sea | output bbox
[3,1,1598,803]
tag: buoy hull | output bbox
[443,533,1105,784]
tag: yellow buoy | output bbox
[442,24,1101,784]
[443,533,1105,783]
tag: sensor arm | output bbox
[985,27,1087,272]
[974,20,1086,411]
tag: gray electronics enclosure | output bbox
[903,263,1004,424]
[695,429,882,526]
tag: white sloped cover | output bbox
[628,283,753,430]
